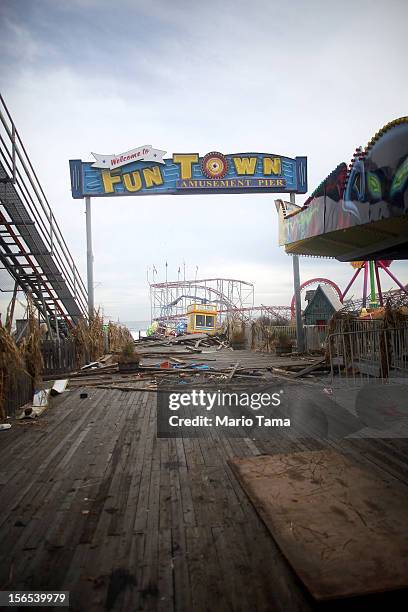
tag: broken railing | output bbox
[328,323,408,383]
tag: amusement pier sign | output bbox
[69,146,307,323]
[69,148,307,197]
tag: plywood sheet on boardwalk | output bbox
[230,450,408,601]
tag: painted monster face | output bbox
[345,120,408,213]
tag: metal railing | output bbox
[0,93,88,322]
[328,323,408,383]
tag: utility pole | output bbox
[85,196,94,320]
[290,193,305,353]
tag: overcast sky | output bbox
[1,0,408,322]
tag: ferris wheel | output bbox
[291,260,408,318]
[290,277,342,319]
[343,260,407,308]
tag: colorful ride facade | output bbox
[276,118,408,262]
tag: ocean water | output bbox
[122,320,150,339]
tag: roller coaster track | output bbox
[150,278,255,322]
[0,94,88,331]
[154,305,291,323]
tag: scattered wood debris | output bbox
[33,333,330,399]
[227,361,240,382]
[292,357,327,378]
[10,350,330,405]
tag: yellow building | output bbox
[187,303,218,335]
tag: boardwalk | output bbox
[1,354,408,611]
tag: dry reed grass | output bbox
[108,322,133,353]
[88,311,105,361]
[0,325,24,420]
[70,311,105,366]
[70,310,134,367]
[19,295,43,389]
[70,317,91,369]
[250,317,295,353]
[0,293,43,419]
[226,318,247,349]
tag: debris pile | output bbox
[133,332,230,351]
[44,331,329,393]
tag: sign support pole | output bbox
[290,193,305,353]
[85,196,95,321]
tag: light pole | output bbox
[290,193,305,353]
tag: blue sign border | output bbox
[70,153,307,198]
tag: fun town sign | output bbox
[70,147,307,198]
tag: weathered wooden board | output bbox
[230,450,408,601]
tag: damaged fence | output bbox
[328,322,408,383]
[2,370,32,418]
[41,339,78,375]
[247,322,327,353]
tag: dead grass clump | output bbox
[70,317,91,369]
[0,325,24,420]
[88,311,105,361]
[227,318,247,349]
[71,313,134,367]
[70,310,104,366]
[118,341,140,368]
[251,319,274,352]
[1,292,45,419]
[251,317,295,353]
[324,309,354,364]
[108,322,134,353]
[19,296,43,391]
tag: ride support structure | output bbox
[149,277,255,324]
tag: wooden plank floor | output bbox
[1,353,408,611]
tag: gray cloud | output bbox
[1,0,407,320]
